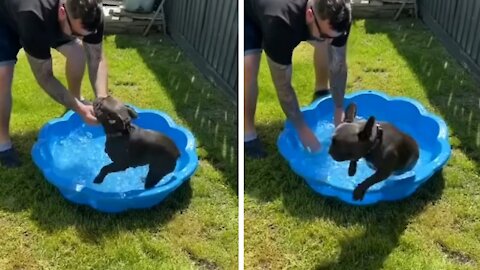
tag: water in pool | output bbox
[295,120,432,191]
[50,126,175,193]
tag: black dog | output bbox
[92,96,180,189]
[328,103,419,201]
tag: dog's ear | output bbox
[126,105,138,119]
[344,103,357,123]
[358,116,375,141]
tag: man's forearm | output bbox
[329,46,348,108]
[85,43,108,98]
[276,82,304,125]
[40,76,81,110]
[267,58,305,127]
[330,63,347,105]
[27,55,80,110]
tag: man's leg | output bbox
[313,41,330,100]
[56,39,86,100]
[244,52,265,158]
[0,64,14,146]
[0,21,22,167]
[0,63,21,167]
[244,15,266,158]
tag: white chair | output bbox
[383,0,418,20]
[143,0,166,36]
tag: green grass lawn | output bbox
[245,19,480,270]
[0,35,237,269]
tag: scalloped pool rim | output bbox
[31,106,198,212]
[277,90,451,205]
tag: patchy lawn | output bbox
[245,19,480,270]
[0,35,237,269]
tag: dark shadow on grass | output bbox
[306,173,444,270]
[0,130,192,243]
[363,18,480,172]
[246,121,445,269]
[111,34,238,193]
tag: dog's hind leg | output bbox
[144,165,173,189]
[93,162,130,184]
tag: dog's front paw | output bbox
[353,185,367,201]
[93,175,105,184]
[348,161,357,177]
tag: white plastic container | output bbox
[123,0,155,13]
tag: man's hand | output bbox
[77,103,98,125]
[298,124,322,153]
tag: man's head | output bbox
[58,0,103,38]
[306,0,351,42]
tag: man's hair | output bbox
[314,0,351,34]
[66,0,103,32]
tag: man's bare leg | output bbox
[244,51,266,158]
[0,62,21,167]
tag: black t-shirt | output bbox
[246,0,350,65]
[0,0,103,60]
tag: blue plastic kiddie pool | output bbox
[277,90,451,205]
[31,106,198,213]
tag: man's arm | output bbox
[329,45,348,108]
[26,54,81,110]
[26,54,97,124]
[267,56,321,152]
[84,42,108,98]
[266,56,303,126]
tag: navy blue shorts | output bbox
[0,20,21,66]
[244,16,262,55]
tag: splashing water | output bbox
[294,120,431,191]
[50,127,174,193]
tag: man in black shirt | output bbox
[245,0,352,158]
[0,0,108,167]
